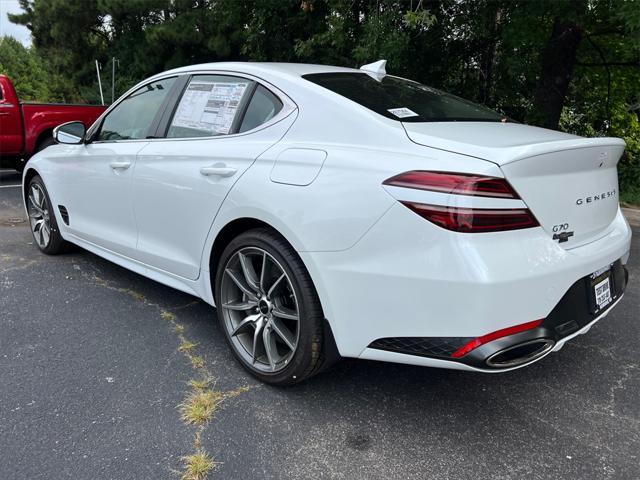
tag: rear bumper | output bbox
[366,261,627,371]
[301,204,632,367]
[359,295,624,372]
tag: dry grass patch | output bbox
[188,379,211,390]
[127,290,146,302]
[181,450,216,480]
[179,340,198,353]
[91,276,146,302]
[180,390,224,425]
[189,355,205,369]
[225,385,251,398]
[161,310,177,322]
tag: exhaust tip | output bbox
[486,339,555,368]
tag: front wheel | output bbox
[26,175,69,255]
[214,229,326,385]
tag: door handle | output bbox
[110,160,131,170]
[200,164,237,177]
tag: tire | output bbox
[15,159,26,174]
[214,228,325,385]
[26,175,69,255]
[16,135,55,173]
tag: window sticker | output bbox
[387,107,419,118]
[171,81,249,135]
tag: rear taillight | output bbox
[383,171,539,233]
[401,203,539,233]
[383,171,520,199]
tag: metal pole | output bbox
[111,57,116,104]
[95,60,104,106]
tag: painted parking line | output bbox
[0,184,22,189]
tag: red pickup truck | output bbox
[0,74,106,172]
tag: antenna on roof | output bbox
[359,60,387,81]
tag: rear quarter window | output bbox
[239,85,283,133]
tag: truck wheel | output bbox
[36,135,56,152]
[17,135,56,173]
[15,159,26,174]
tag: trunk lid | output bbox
[403,122,626,248]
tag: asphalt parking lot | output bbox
[1,168,639,480]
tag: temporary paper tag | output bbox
[387,107,419,118]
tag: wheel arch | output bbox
[208,217,276,282]
[22,166,40,204]
[35,128,55,150]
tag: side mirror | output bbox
[54,121,86,144]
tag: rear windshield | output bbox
[302,72,506,123]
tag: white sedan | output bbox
[23,60,631,384]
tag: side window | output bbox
[167,75,252,138]
[96,77,176,141]
[239,85,283,133]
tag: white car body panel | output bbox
[24,61,632,373]
[132,111,297,280]
[41,141,147,258]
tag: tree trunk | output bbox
[528,15,584,129]
[479,6,502,104]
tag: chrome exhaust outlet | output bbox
[486,339,555,368]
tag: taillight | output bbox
[451,319,544,358]
[401,203,539,233]
[383,171,520,199]
[383,171,539,233]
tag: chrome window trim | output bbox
[89,69,297,145]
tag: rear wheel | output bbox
[214,229,325,385]
[27,175,68,255]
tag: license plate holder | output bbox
[589,264,615,315]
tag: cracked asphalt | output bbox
[1,168,639,480]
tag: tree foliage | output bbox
[3,0,639,200]
[0,36,72,101]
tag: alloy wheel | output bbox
[27,184,51,249]
[220,247,300,373]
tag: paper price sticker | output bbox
[387,107,419,118]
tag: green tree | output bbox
[0,35,71,102]
[8,0,108,101]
